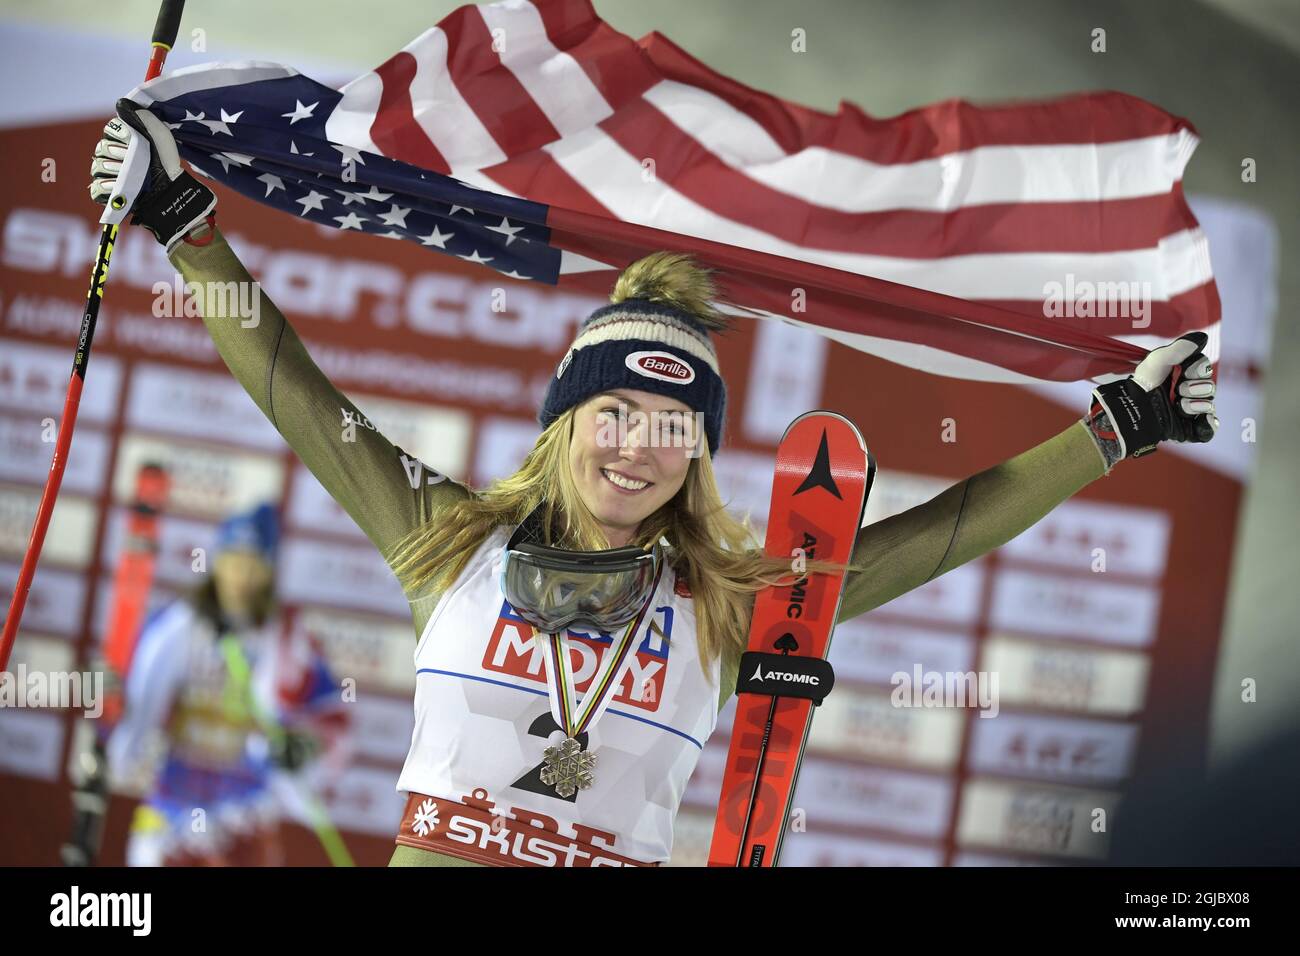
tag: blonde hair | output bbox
[386,252,866,680]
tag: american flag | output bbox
[124,0,1219,385]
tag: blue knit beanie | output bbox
[215,502,280,562]
[538,255,729,455]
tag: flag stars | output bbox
[257,173,285,197]
[336,185,392,205]
[333,212,368,230]
[378,205,411,228]
[295,190,328,215]
[418,226,454,248]
[214,152,254,173]
[281,99,319,125]
[199,108,244,136]
[486,217,524,245]
[152,91,560,284]
[332,143,366,166]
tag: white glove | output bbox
[88,98,216,251]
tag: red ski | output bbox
[102,461,172,713]
[708,411,873,867]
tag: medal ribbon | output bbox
[535,557,665,740]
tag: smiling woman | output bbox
[376,249,846,865]
[145,197,827,864]
[385,251,832,669]
[571,388,699,548]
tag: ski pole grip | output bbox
[152,0,186,48]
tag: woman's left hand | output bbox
[1089,331,1219,460]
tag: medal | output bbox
[534,559,665,798]
[540,736,596,798]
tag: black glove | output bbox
[1088,331,1219,460]
[89,98,216,252]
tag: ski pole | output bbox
[0,0,186,672]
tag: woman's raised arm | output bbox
[168,227,469,575]
[837,332,1217,623]
[837,421,1105,623]
[91,105,468,592]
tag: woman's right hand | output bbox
[89,98,217,252]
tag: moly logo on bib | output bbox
[626,351,695,385]
[483,599,673,711]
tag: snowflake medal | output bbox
[540,736,595,798]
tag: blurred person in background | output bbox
[107,503,349,866]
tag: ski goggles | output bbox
[500,509,663,634]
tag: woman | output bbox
[90,106,1218,867]
[107,503,344,866]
